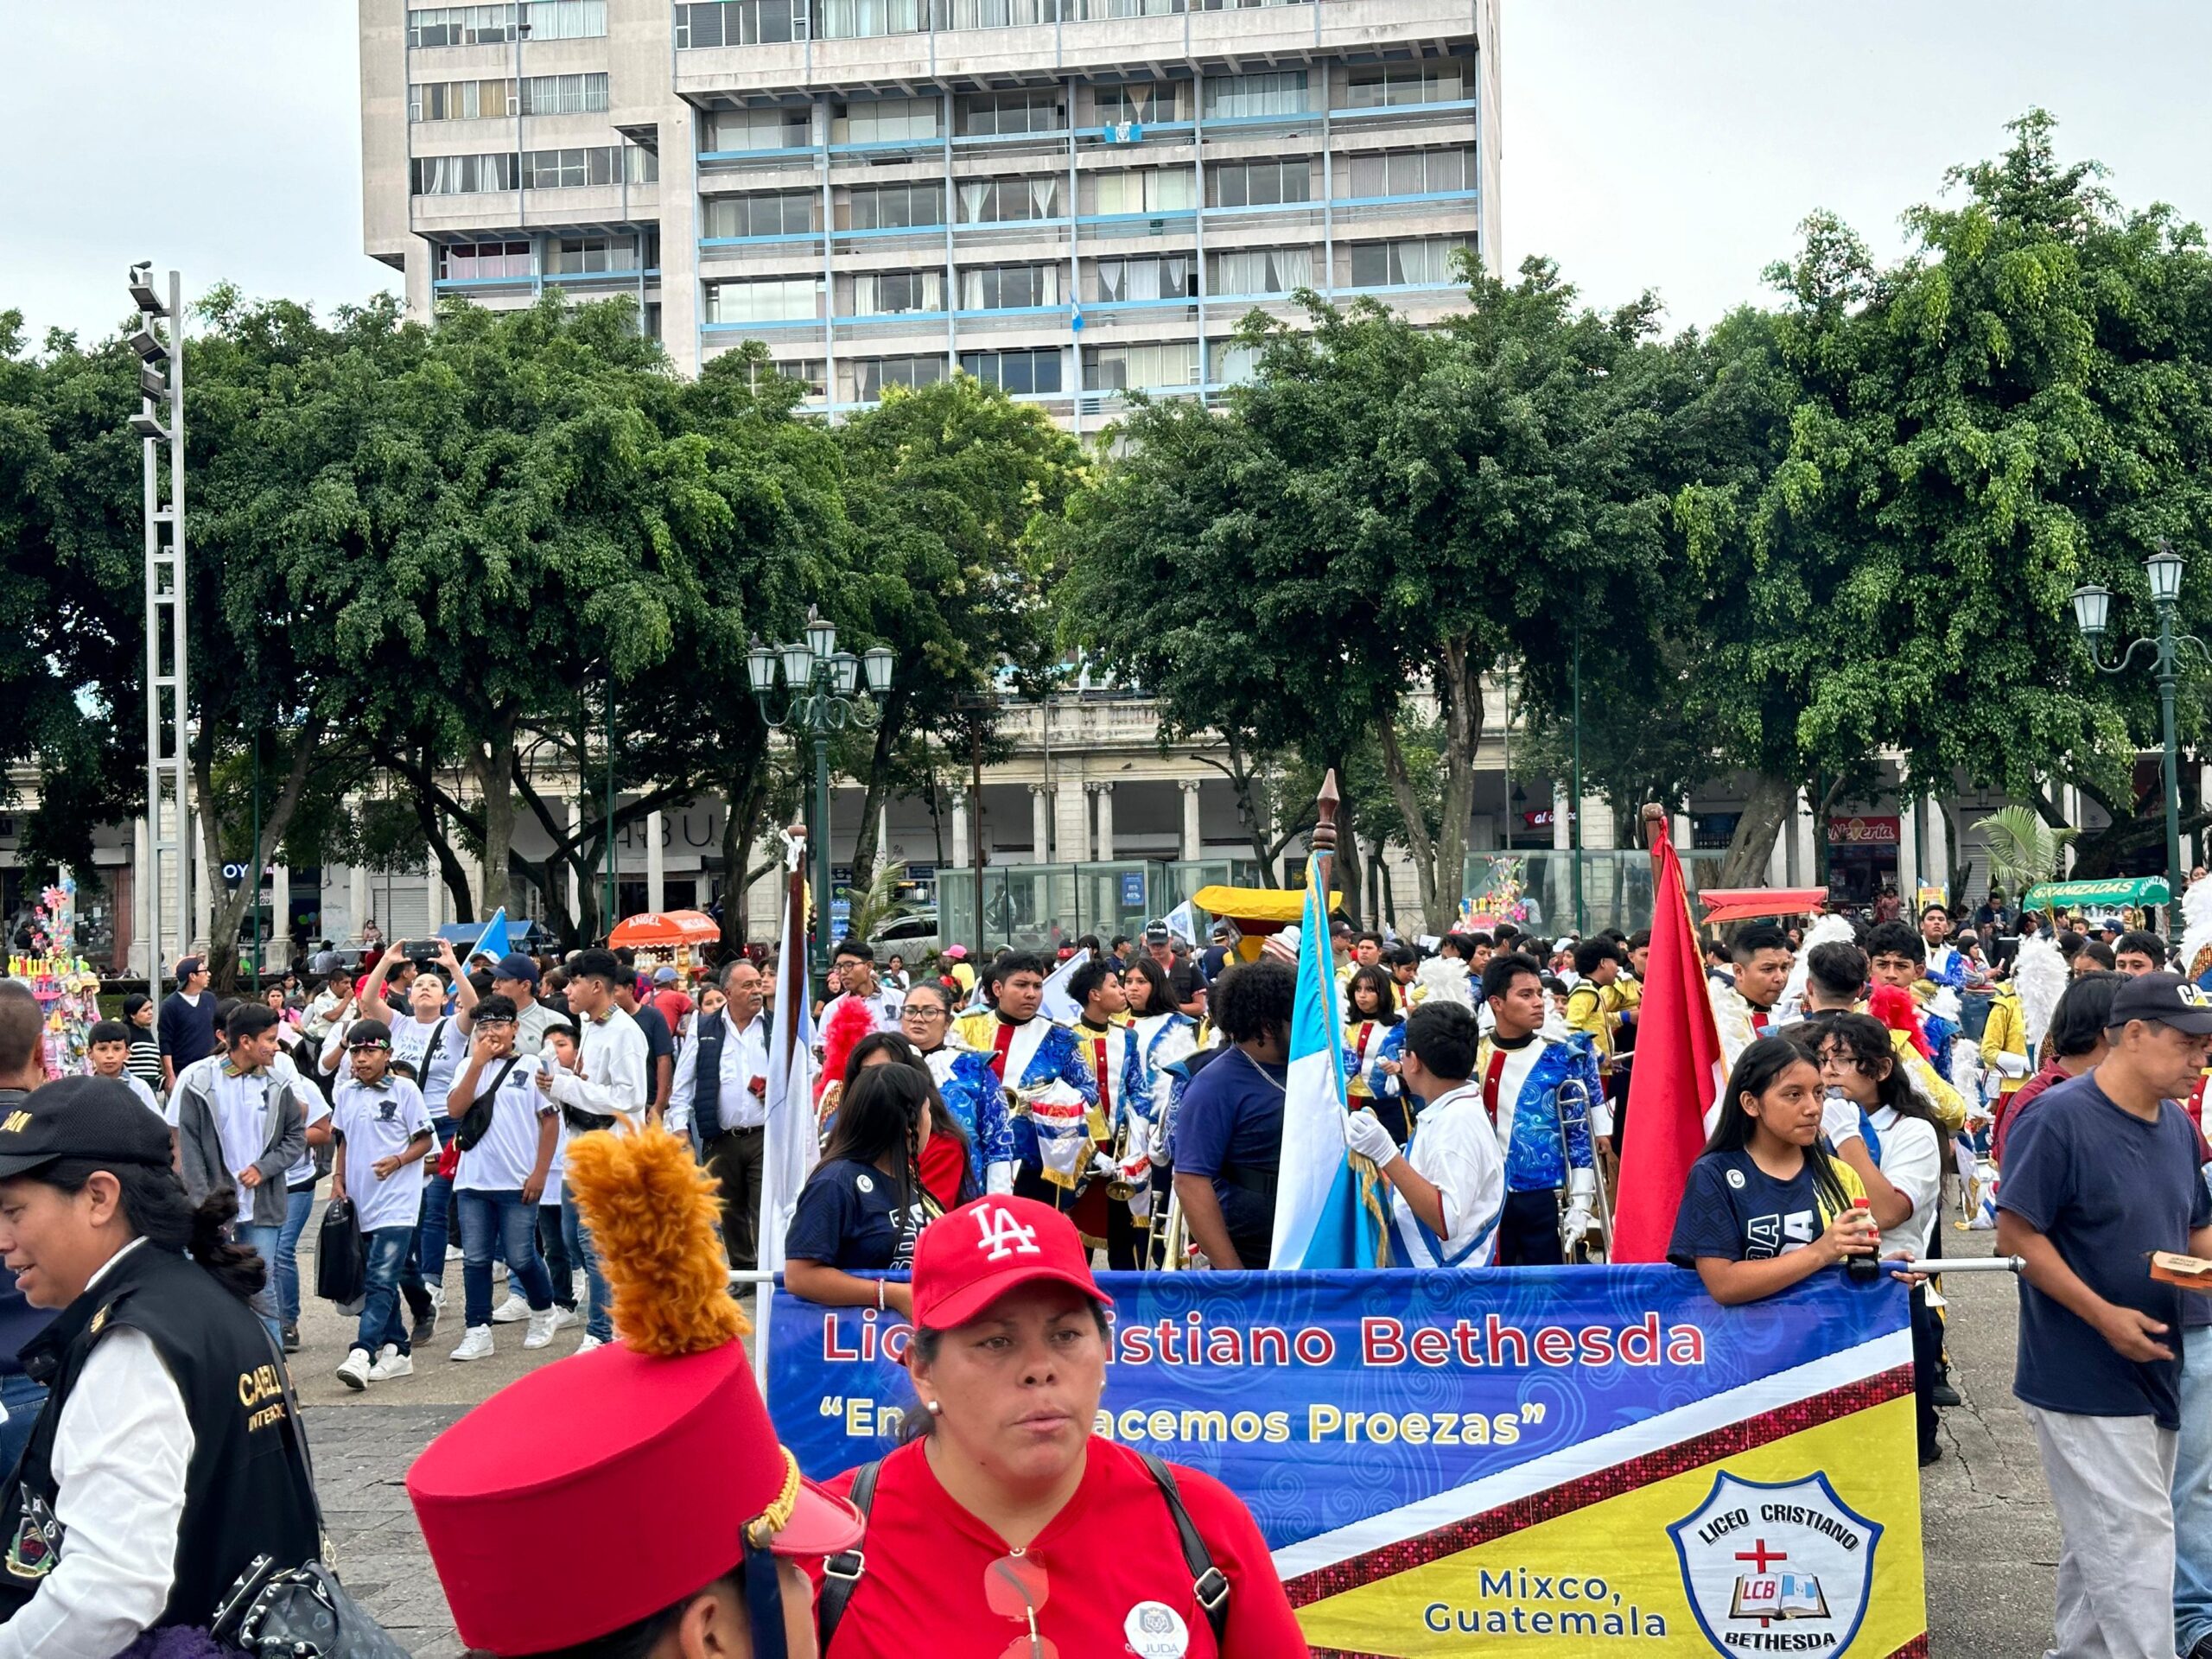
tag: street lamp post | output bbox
[2070,540,2209,916]
[747,609,893,979]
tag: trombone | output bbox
[1554,1074,1614,1262]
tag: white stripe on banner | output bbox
[1268,1329,1912,1580]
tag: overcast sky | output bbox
[6,2,2212,344]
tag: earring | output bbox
[925,1400,943,1415]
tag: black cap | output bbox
[346,1018,393,1049]
[1142,922,1170,944]
[2107,971,2212,1036]
[0,1077,173,1179]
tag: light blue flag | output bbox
[470,907,510,964]
[1268,855,1389,1268]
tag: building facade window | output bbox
[437,240,533,279]
[1084,340,1199,391]
[1349,237,1466,287]
[520,144,657,188]
[959,347,1061,393]
[1092,168,1196,215]
[1092,253,1194,302]
[817,0,931,39]
[957,175,1061,224]
[675,0,804,47]
[1206,159,1310,207]
[549,233,652,274]
[704,105,813,150]
[1344,61,1466,108]
[407,2,606,43]
[520,73,610,115]
[852,269,945,315]
[958,263,1062,309]
[704,192,817,238]
[853,355,949,400]
[1201,69,1308,120]
[1338,147,1472,199]
[411,79,518,122]
[832,96,939,144]
[1210,245,1314,296]
[957,89,1065,136]
[706,276,823,323]
[843,181,946,231]
[411,152,520,194]
[947,0,1068,29]
[1093,81,1185,126]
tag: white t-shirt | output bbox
[454,1054,556,1194]
[391,1014,462,1116]
[286,1092,334,1189]
[98,1071,163,1120]
[333,1076,434,1234]
[1385,1084,1508,1268]
[1867,1104,1945,1261]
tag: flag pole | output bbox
[753,820,810,1389]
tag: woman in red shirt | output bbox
[817,1195,1305,1657]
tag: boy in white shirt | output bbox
[1345,1001,1507,1268]
[329,1020,435,1388]
[86,1020,162,1118]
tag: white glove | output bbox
[1089,1149,1121,1181]
[985,1161,1015,1197]
[1343,1109,1400,1166]
[1562,1204,1594,1242]
[1567,1166,1597,1206]
[1821,1094,1864,1148]
[1992,1052,2030,1078]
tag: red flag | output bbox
[1611,809,1727,1262]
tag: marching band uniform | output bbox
[1379,1082,1507,1269]
[1344,1018,1410,1144]
[951,1005,1100,1231]
[1978,984,2031,1109]
[1712,981,1778,1074]
[1471,1027,1603,1265]
[1561,981,1622,1140]
[915,1038,1017,1198]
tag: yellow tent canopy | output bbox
[1190,886,1340,925]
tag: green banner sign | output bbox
[2022,875,2172,911]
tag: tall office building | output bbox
[361,0,1499,426]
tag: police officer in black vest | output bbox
[0,1076,321,1651]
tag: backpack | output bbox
[817,1450,1230,1649]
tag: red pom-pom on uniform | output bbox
[1866,983,1932,1058]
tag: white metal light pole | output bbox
[130,264,188,1010]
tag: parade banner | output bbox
[768,1266,1926,1656]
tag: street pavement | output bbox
[301,1217,2056,1655]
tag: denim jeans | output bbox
[538,1203,573,1307]
[238,1221,283,1343]
[355,1226,417,1357]
[274,1183,316,1327]
[412,1121,457,1294]
[0,1371,48,1480]
[2178,1325,2212,1653]
[561,1186,610,1342]
[457,1191,554,1329]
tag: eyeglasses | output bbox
[475,1017,517,1030]
[983,1549,1052,1659]
[1817,1052,1867,1072]
[902,1005,948,1021]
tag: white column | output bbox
[1551,785,1572,852]
[1055,777,1088,867]
[1030,785,1051,865]
[1180,780,1204,861]
[1928,796,1950,899]
[2063,785,2082,874]
[950,790,971,868]
[1093,783,1116,861]
[1765,825,1788,887]
[191,816,212,950]
[1578,795,1614,851]
[132,818,152,978]
[271,864,291,968]
[876,803,891,870]
[1672,810,1694,852]
[425,849,445,933]
[348,863,368,944]
[646,810,667,913]
[1897,798,1919,896]
[568,801,583,916]
[1794,791,1816,887]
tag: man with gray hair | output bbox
[0,982,55,1466]
[668,956,772,1270]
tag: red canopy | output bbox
[1697,887,1828,925]
[607,910,721,948]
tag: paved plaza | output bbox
[307,1230,2056,1656]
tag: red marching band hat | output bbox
[406,1129,861,1655]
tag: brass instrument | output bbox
[1105,1103,1138,1203]
[1554,1074,1614,1262]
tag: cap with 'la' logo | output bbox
[911,1196,1112,1332]
[2109,971,2212,1036]
[0,1076,174,1178]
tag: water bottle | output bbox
[1844,1195,1880,1281]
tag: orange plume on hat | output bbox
[563,1126,747,1356]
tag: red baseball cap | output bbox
[912,1196,1113,1332]
[407,1341,861,1654]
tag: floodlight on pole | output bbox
[128,264,166,316]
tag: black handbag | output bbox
[314,1198,364,1306]
[454,1057,518,1152]
[209,1325,410,1659]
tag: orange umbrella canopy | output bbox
[607,910,721,947]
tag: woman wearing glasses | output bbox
[899,981,1017,1204]
[816,1196,1304,1657]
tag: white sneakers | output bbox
[368,1344,413,1382]
[521,1307,559,1350]
[575,1334,603,1355]
[550,1305,580,1332]
[450,1325,495,1362]
[335,1348,373,1390]
[489,1293,532,1325]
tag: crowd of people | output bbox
[0,879,2209,1654]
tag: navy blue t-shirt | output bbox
[1667,1148,1855,1268]
[1172,1047,1287,1267]
[1997,1071,2212,1430]
[785,1158,939,1272]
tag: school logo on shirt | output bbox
[1668,1471,1880,1657]
[1122,1600,1188,1657]
[974,1203,1042,1262]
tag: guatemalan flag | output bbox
[1268,853,1390,1269]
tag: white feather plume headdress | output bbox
[1414,955,1474,1009]
[1775,912,1858,1021]
[2012,933,2068,1056]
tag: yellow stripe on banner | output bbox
[1297,1399,1927,1657]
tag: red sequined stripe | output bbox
[1284,1365,1915,1606]
[1882,1637,1930,1657]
